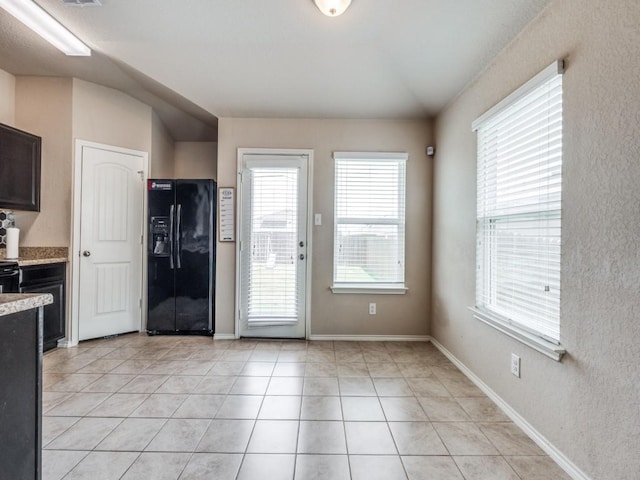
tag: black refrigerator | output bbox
[147,179,215,335]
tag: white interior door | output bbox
[78,145,145,341]
[238,152,310,338]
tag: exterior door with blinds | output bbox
[238,151,309,338]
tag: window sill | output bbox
[469,307,566,362]
[331,284,408,295]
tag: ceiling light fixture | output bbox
[313,0,351,17]
[0,0,91,56]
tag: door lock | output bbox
[299,241,304,247]
[82,250,91,257]
[299,254,305,260]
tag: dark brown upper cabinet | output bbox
[0,123,41,212]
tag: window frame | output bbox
[331,151,408,295]
[471,60,566,361]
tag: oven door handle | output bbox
[0,269,20,294]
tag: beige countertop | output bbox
[0,246,68,266]
[0,293,53,317]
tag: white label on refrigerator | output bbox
[219,187,235,242]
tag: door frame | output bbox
[235,148,314,339]
[66,140,149,347]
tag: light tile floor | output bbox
[41,334,571,479]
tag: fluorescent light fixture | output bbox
[313,0,351,17]
[0,0,91,56]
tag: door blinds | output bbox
[244,167,299,322]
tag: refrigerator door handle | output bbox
[169,204,175,269]
[176,204,182,269]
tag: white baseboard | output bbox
[213,333,237,340]
[429,337,591,480]
[309,334,430,342]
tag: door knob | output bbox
[299,254,305,260]
[82,250,91,257]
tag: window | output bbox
[332,152,407,294]
[473,61,565,359]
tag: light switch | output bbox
[314,213,322,226]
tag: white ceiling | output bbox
[0,0,550,140]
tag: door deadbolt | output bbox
[299,241,304,247]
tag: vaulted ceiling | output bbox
[0,0,550,140]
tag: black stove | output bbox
[0,260,20,293]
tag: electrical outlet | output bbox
[314,213,322,226]
[369,303,376,315]
[510,353,521,378]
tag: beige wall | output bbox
[6,77,157,248]
[0,68,15,125]
[72,79,152,154]
[217,118,432,337]
[151,111,175,178]
[174,142,217,179]
[432,1,640,478]
[14,77,73,246]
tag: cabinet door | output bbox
[21,282,64,352]
[20,263,66,352]
[0,308,42,479]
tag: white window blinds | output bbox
[474,61,563,343]
[333,152,407,287]
[244,167,299,322]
